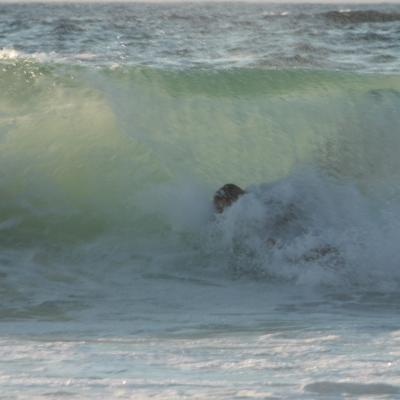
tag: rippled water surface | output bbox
[1,3,400,71]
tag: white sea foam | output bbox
[0,48,20,60]
[0,48,52,62]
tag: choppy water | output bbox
[1,3,400,399]
[2,2,400,71]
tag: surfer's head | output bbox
[213,184,245,213]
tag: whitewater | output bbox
[1,2,400,399]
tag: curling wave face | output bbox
[1,63,400,290]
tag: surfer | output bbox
[213,183,246,214]
[213,183,340,264]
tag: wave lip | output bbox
[0,48,22,60]
[321,10,400,24]
[304,381,400,396]
[0,47,52,63]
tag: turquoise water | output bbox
[1,3,400,399]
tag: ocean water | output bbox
[1,2,400,399]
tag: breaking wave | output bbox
[1,61,400,289]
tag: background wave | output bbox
[2,3,400,72]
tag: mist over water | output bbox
[1,3,400,399]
